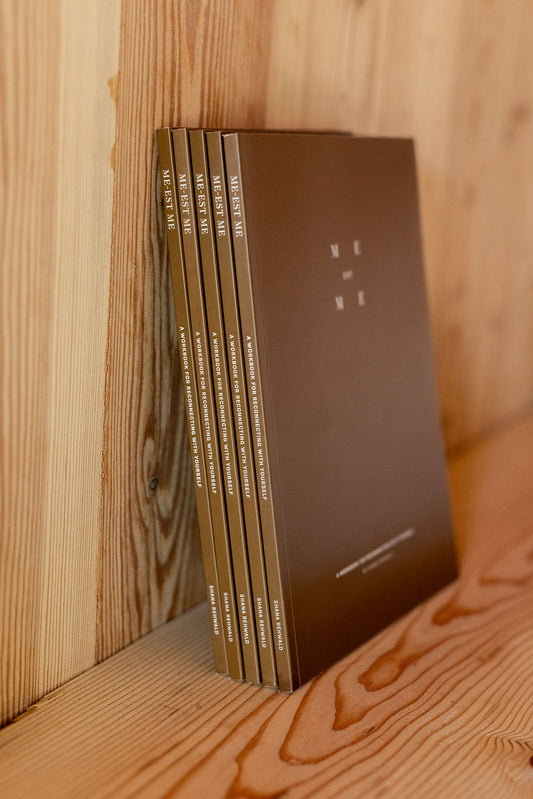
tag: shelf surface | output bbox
[1,415,533,798]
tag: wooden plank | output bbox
[1,415,532,798]
[0,0,120,726]
[97,0,275,661]
[266,0,533,448]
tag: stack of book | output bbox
[156,128,457,692]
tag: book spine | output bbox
[189,130,260,684]
[172,128,243,681]
[206,132,277,687]
[223,133,296,691]
[155,128,227,676]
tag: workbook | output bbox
[157,128,458,691]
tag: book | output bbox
[155,128,227,675]
[206,131,277,687]
[222,131,458,691]
[171,128,244,681]
[189,129,261,684]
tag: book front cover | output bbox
[236,133,458,686]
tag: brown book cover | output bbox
[172,127,243,681]
[189,129,261,684]
[223,131,458,690]
[155,128,227,675]
[206,131,277,687]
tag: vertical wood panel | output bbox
[266,0,533,447]
[97,0,274,660]
[0,0,60,729]
[0,0,120,725]
[41,0,120,686]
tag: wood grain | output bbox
[0,0,120,726]
[97,0,275,660]
[266,0,533,448]
[1,415,532,798]
[2,0,533,728]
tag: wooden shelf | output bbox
[1,415,533,798]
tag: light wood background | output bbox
[1,0,532,726]
[1,416,532,798]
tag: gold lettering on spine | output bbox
[273,600,284,651]
[239,594,250,645]
[196,332,217,495]
[212,332,233,496]
[179,327,202,488]
[223,592,233,643]
[229,175,244,236]
[212,175,226,235]
[246,336,268,501]
[208,585,220,635]
[229,335,251,499]
[178,173,192,234]
[256,596,266,648]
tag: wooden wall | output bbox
[1,0,532,726]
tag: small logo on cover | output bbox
[329,240,366,311]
